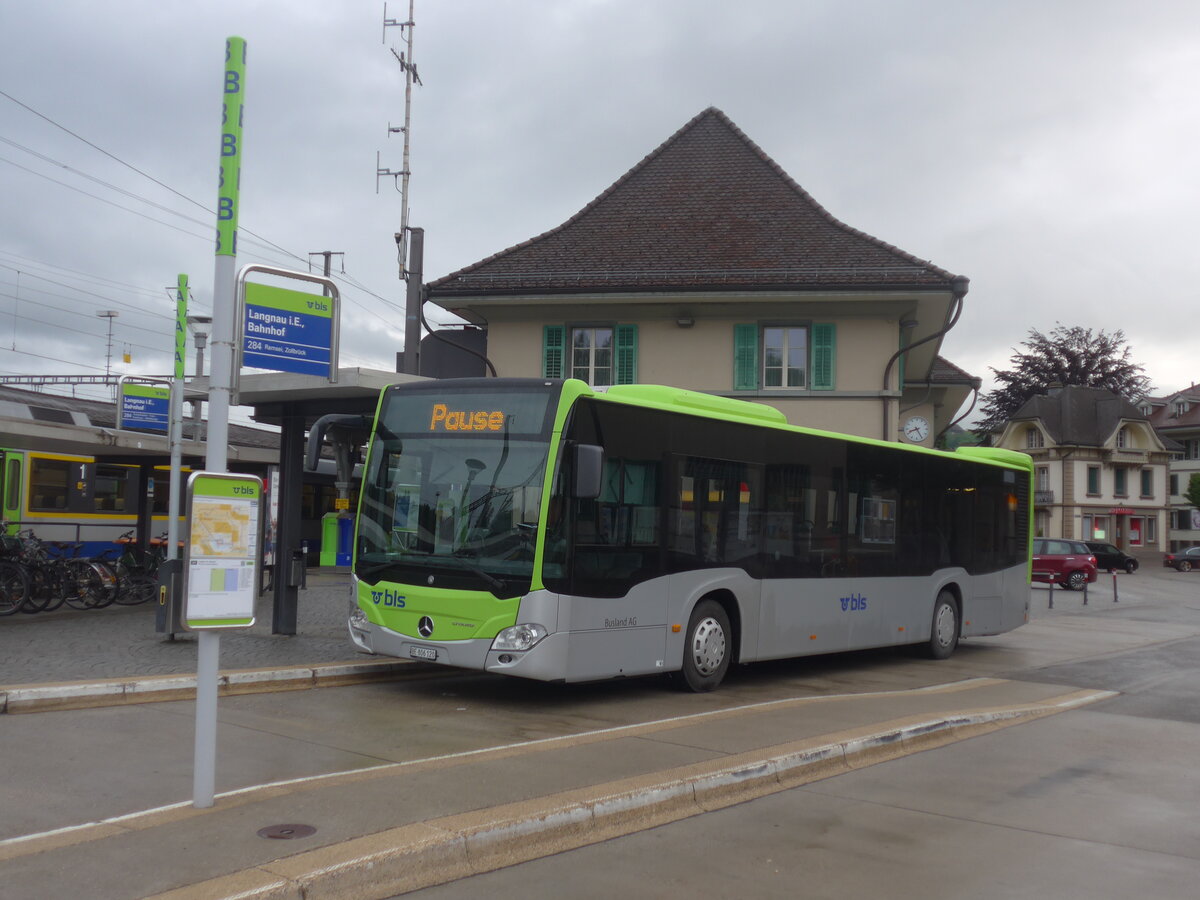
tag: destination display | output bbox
[120,382,170,433]
[241,281,333,377]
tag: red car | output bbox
[1032,538,1098,590]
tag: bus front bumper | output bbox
[348,611,570,682]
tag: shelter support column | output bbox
[272,402,304,634]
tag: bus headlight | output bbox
[348,602,369,631]
[491,623,548,652]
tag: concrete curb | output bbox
[143,687,1115,900]
[0,660,412,714]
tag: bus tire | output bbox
[676,599,731,692]
[924,590,959,660]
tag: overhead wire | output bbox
[1,91,409,372]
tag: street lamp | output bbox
[186,315,213,440]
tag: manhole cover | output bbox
[257,823,317,840]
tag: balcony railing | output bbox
[1034,490,1055,505]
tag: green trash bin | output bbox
[319,512,340,567]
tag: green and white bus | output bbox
[348,378,1032,691]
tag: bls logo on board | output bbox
[370,589,406,608]
[839,593,868,612]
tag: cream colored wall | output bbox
[480,314,924,441]
[486,316,901,387]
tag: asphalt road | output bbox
[403,563,1200,899]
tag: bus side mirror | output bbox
[572,444,604,499]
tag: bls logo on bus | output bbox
[370,589,406,608]
[839,593,868,612]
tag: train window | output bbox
[94,465,130,512]
[30,457,71,510]
[4,458,19,509]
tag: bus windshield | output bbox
[355,384,558,596]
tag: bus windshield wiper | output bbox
[460,564,508,595]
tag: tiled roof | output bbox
[1145,383,1200,433]
[1009,386,1148,446]
[928,356,980,386]
[429,108,960,297]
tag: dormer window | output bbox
[1175,401,1189,417]
[1026,428,1044,449]
[1116,426,1129,449]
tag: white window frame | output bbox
[570,326,614,387]
[1027,428,1044,449]
[762,325,808,390]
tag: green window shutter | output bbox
[542,325,565,379]
[811,323,836,390]
[615,324,638,384]
[733,323,759,391]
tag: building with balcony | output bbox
[992,385,1169,552]
[1142,383,1200,551]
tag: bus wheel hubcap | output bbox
[691,617,726,675]
[935,605,955,646]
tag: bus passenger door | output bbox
[0,450,23,532]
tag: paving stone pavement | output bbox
[0,570,363,686]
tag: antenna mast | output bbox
[380,1,421,280]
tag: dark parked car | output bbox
[1085,541,1138,574]
[1032,538,1098,590]
[1163,546,1200,572]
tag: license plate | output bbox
[409,646,438,661]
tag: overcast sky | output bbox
[2,0,1198,423]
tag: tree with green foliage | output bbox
[1185,473,1200,513]
[976,325,1152,436]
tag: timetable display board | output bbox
[183,472,263,630]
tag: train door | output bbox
[0,450,24,533]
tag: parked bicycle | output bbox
[108,530,168,606]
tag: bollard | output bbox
[1083,576,1089,606]
[1048,579,1054,609]
[1113,570,1119,603]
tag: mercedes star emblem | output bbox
[418,616,434,637]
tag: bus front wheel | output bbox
[676,599,731,692]
[924,591,959,660]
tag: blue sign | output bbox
[242,282,333,377]
[121,383,170,433]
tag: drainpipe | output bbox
[881,275,969,441]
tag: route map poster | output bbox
[183,472,263,630]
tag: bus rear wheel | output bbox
[924,590,959,660]
[675,599,731,692]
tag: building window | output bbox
[1114,468,1127,497]
[1087,465,1100,495]
[733,322,835,391]
[1146,517,1157,543]
[1175,401,1189,417]
[571,327,613,386]
[542,324,637,385]
[1140,469,1153,498]
[1171,474,1179,496]
[1188,440,1200,460]
[1027,428,1044,449]
[1036,466,1049,491]
[763,326,807,389]
[1116,427,1129,449]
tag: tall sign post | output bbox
[166,275,188,571]
[192,36,246,811]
